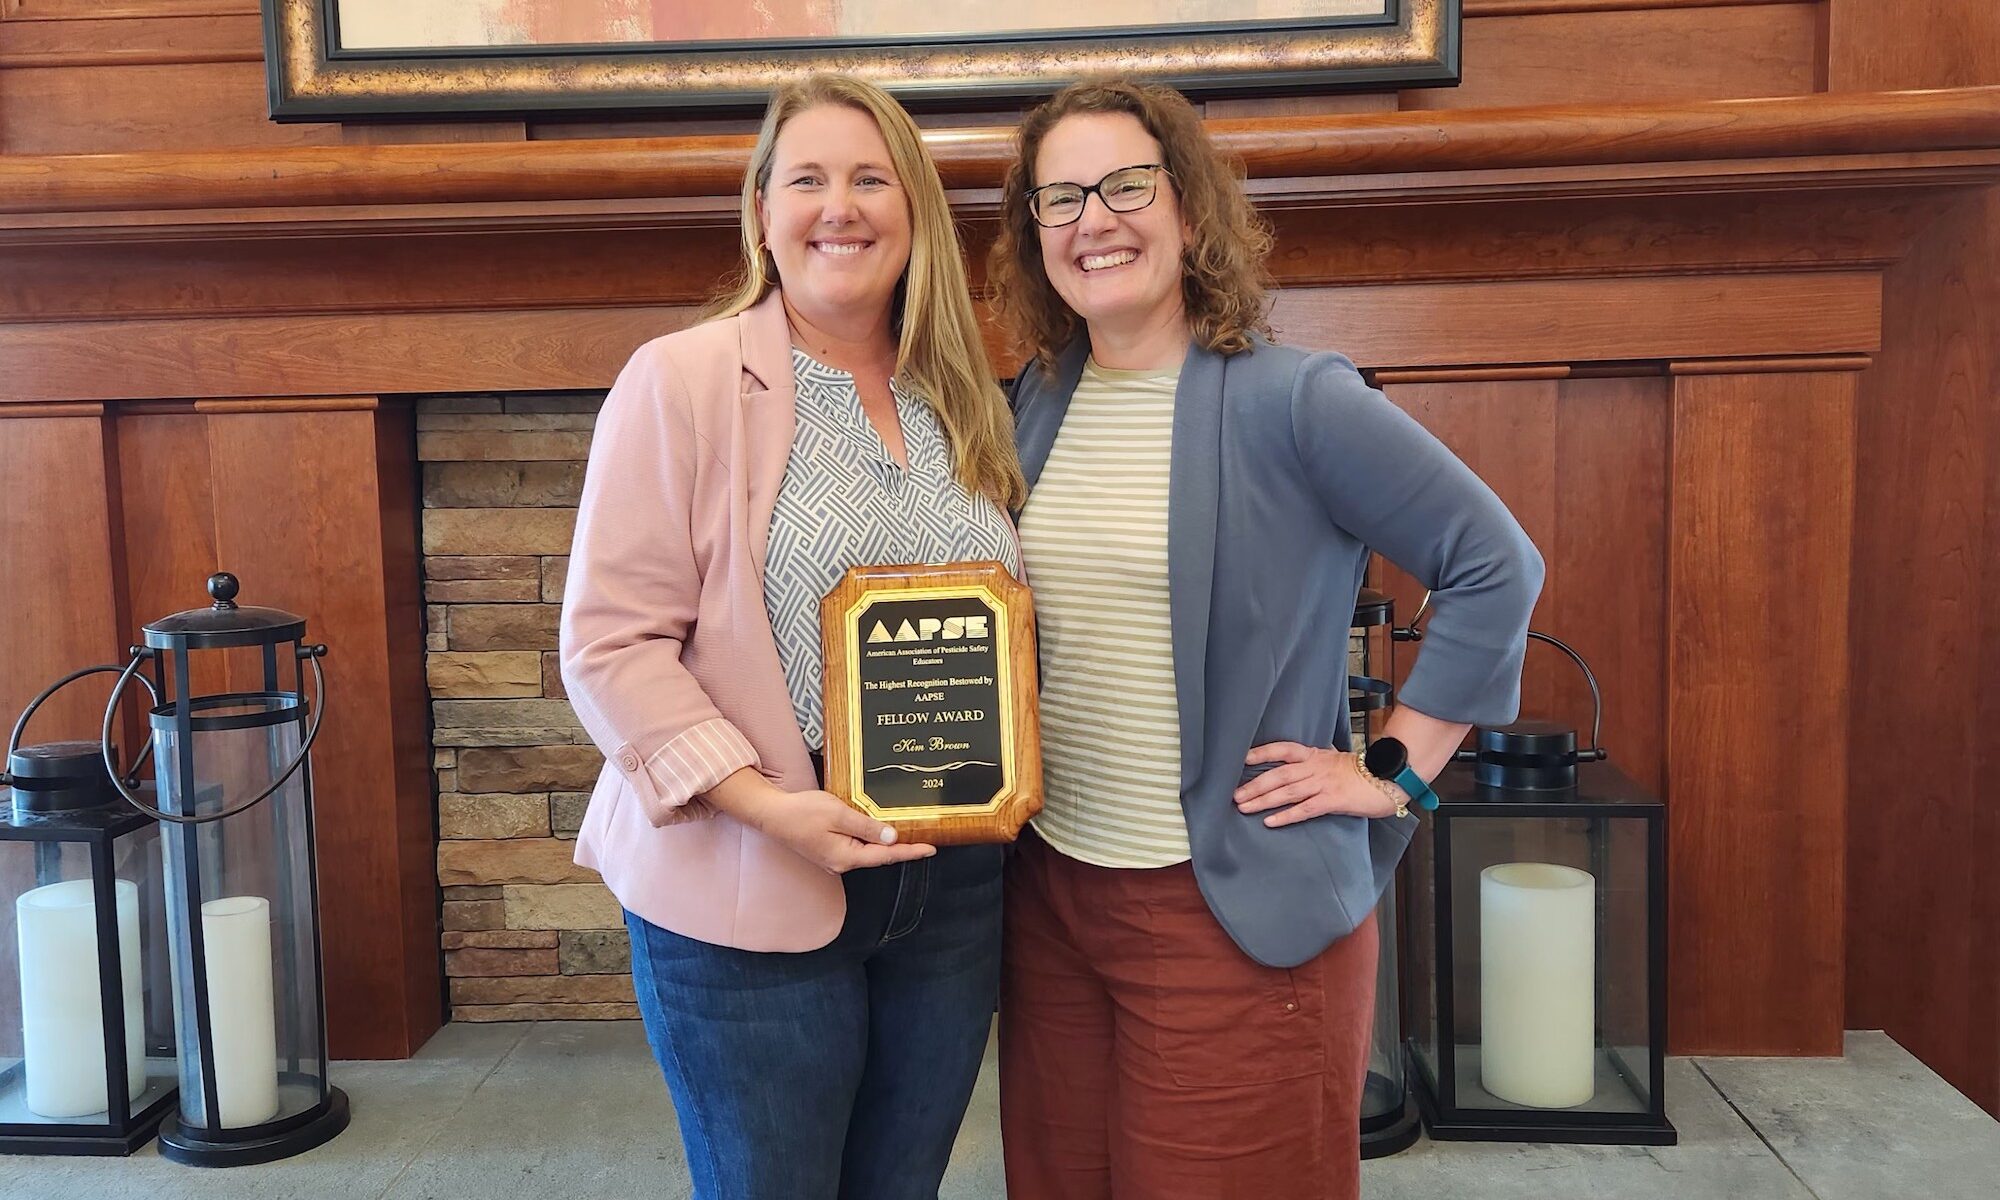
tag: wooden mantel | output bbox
[2,77,1998,1099]
[5,86,2000,221]
[2,88,1997,407]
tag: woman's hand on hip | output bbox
[1234,741,1401,826]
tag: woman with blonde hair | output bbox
[561,74,1025,1199]
[990,80,1543,1198]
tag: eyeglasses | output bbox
[1025,164,1173,229]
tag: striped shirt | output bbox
[1017,359,1188,868]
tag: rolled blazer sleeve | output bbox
[1288,352,1546,727]
[560,341,760,827]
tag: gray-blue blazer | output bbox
[1012,336,1545,968]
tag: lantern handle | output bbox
[1450,631,1607,764]
[1526,631,1606,762]
[1384,597,1605,759]
[2,662,158,789]
[101,645,328,826]
[1391,590,1431,644]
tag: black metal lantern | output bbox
[0,672,179,1156]
[1406,632,1674,1146]
[100,572,349,1166]
[1347,588,1420,1159]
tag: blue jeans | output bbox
[625,843,1003,1200]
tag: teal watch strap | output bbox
[1391,765,1440,812]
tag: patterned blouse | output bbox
[764,348,1019,751]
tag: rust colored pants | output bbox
[999,830,1379,1200]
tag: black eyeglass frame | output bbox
[1024,164,1175,228]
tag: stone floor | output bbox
[3,1023,1996,1199]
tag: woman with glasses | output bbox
[562,74,1024,1198]
[988,80,1543,1199]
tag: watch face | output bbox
[1364,737,1408,779]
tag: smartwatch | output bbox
[1360,736,1439,815]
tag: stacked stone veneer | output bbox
[417,393,1383,1021]
[418,393,636,1021]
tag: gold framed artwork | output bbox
[261,0,1459,118]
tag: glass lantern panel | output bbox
[157,698,327,1132]
[1360,880,1406,1124]
[114,821,179,1122]
[0,830,173,1129]
[1444,812,1655,1116]
[1405,808,1441,1099]
[1350,628,1410,1125]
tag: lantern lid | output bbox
[5,739,117,813]
[1454,719,1582,791]
[144,573,306,650]
[1474,719,1579,760]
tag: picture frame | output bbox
[262,0,1459,119]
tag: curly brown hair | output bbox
[989,80,1274,370]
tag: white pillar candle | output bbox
[1479,862,1596,1109]
[17,878,145,1120]
[199,896,280,1128]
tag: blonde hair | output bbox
[989,79,1274,370]
[710,75,1026,509]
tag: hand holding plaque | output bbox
[820,562,1042,845]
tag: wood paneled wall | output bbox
[0,399,440,1061]
[4,0,1999,1090]
[0,411,127,742]
[1376,375,1669,796]
[1828,0,2000,1114]
[1666,369,1856,1054]
[1370,357,1861,1058]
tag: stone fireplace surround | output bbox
[418,393,634,1020]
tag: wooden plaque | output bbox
[821,562,1041,846]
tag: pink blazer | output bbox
[562,290,845,951]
